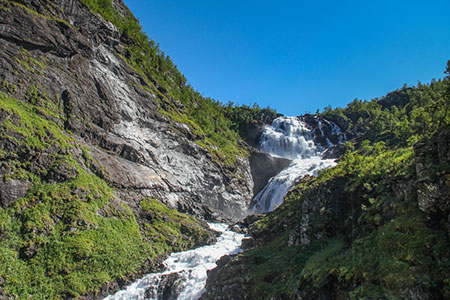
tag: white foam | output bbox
[104,223,247,300]
[251,116,343,213]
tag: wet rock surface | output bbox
[0,0,254,221]
[143,273,182,300]
[249,151,291,196]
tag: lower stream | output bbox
[104,223,247,300]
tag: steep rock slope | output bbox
[0,0,254,221]
[0,0,255,298]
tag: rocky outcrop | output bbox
[300,115,346,149]
[201,255,248,300]
[249,151,291,196]
[0,0,253,221]
[143,273,183,300]
[0,177,32,208]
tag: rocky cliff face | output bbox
[0,0,256,298]
[0,0,253,220]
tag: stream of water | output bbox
[104,223,247,300]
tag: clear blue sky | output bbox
[123,0,450,116]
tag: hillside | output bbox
[201,72,450,299]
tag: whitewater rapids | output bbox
[104,223,247,300]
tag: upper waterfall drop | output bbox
[251,116,343,213]
[259,116,323,160]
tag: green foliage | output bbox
[238,64,450,298]
[223,102,277,136]
[321,74,450,147]
[300,208,450,299]
[140,198,210,253]
[243,234,317,298]
[240,143,449,299]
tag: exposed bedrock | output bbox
[0,0,254,222]
[249,151,291,196]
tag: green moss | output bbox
[10,1,76,29]
[15,57,36,73]
[14,48,47,76]
[0,79,18,94]
[0,91,68,151]
[0,161,153,298]
[140,198,210,253]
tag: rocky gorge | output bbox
[0,0,449,299]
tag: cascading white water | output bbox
[104,223,247,300]
[251,116,340,213]
[104,116,342,299]
[259,117,320,159]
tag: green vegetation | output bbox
[234,64,450,299]
[224,103,277,138]
[140,198,211,252]
[3,1,76,29]
[0,92,211,299]
[241,144,450,299]
[0,80,17,94]
[321,71,449,148]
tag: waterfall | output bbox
[259,117,320,159]
[103,116,343,299]
[104,223,247,300]
[251,116,342,213]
